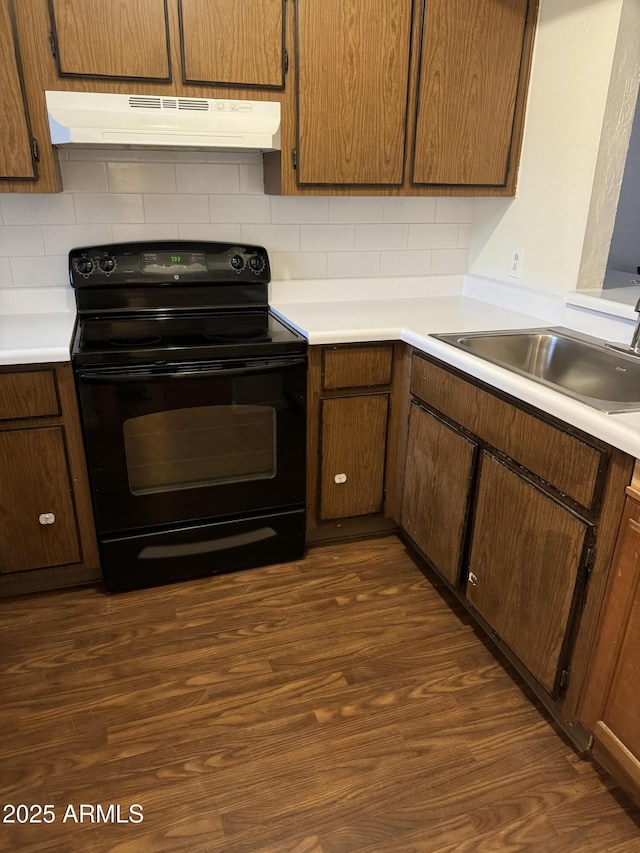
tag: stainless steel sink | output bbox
[432,327,640,413]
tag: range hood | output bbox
[45,90,281,152]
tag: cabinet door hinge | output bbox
[579,542,597,611]
[291,148,298,170]
[284,49,289,74]
[32,138,40,163]
[49,30,57,59]
[559,668,570,690]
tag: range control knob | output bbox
[99,256,116,273]
[249,255,265,273]
[230,254,245,271]
[76,258,93,275]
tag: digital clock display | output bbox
[141,251,207,274]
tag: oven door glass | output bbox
[76,356,306,534]
[123,404,276,495]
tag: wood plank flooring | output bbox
[1,536,638,852]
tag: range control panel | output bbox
[69,241,270,288]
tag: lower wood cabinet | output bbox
[467,452,591,696]
[0,363,100,596]
[307,343,399,540]
[400,351,633,737]
[0,426,81,572]
[400,401,475,586]
[580,489,640,805]
[319,395,389,521]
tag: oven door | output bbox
[76,356,307,536]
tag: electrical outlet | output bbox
[509,247,524,278]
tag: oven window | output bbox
[122,405,276,495]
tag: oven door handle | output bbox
[76,357,307,382]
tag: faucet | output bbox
[604,284,640,357]
[630,292,640,354]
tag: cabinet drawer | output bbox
[322,345,393,390]
[410,354,603,510]
[0,370,59,421]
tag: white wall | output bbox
[607,92,640,273]
[470,0,640,294]
[0,149,473,291]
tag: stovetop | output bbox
[68,240,307,367]
[72,310,306,366]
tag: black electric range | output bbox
[70,240,307,592]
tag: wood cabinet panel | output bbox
[593,723,640,802]
[0,426,81,573]
[600,570,640,762]
[467,453,590,694]
[0,370,59,421]
[320,394,389,520]
[410,355,603,510]
[50,0,171,80]
[401,402,475,586]
[179,0,284,87]
[413,0,528,185]
[0,0,36,180]
[323,345,394,391]
[580,496,640,801]
[296,0,413,185]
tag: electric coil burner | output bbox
[70,241,307,592]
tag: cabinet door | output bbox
[0,0,36,180]
[49,0,171,81]
[412,0,529,186]
[0,427,81,573]
[179,0,285,88]
[581,496,640,796]
[296,0,413,185]
[401,402,475,587]
[467,453,590,694]
[596,570,640,791]
[320,395,389,520]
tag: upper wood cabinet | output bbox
[412,0,529,186]
[265,0,538,195]
[295,0,413,185]
[179,0,285,88]
[48,0,285,88]
[49,0,172,81]
[0,0,37,181]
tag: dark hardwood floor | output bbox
[1,536,638,852]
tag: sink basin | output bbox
[432,327,640,413]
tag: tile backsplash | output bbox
[0,149,474,288]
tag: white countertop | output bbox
[4,277,640,459]
[0,287,76,365]
[0,310,76,365]
[271,292,640,460]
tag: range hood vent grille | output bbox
[128,96,210,112]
